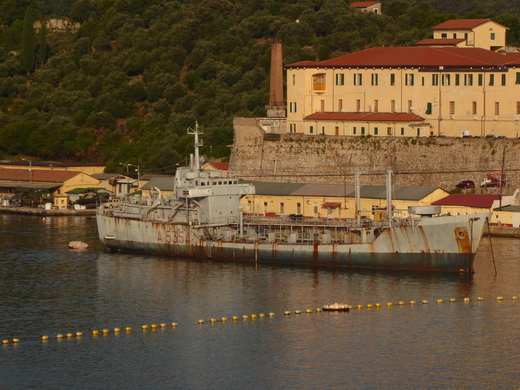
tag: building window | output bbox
[491,32,495,40]
[449,101,455,115]
[408,100,413,113]
[338,99,343,111]
[432,74,439,86]
[425,102,432,114]
[374,127,378,135]
[354,73,362,86]
[320,100,325,112]
[453,33,457,39]
[390,73,395,86]
[361,127,365,135]
[495,102,500,115]
[289,102,297,113]
[464,74,473,86]
[371,73,378,86]
[297,202,301,214]
[502,74,506,86]
[472,101,477,115]
[478,74,483,86]
[356,99,361,112]
[390,100,395,113]
[401,127,405,136]
[310,126,314,134]
[417,128,421,136]
[442,74,450,86]
[441,33,447,39]
[263,202,268,214]
[321,126,325,135]
[353,127,357,135]
[489,74,494,86]
[280,202,284,215]
[516,72,520,84]
[335,73,345,86]
[516,101,520,115]
[387,127,392,136]
[455,74,460,86]
[405,74,414,86]
[248,200,252,212]
[292,74,296,85]
[374,100,378,112]
[313,73,326,90]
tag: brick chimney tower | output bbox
[266,39,286,118]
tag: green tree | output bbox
[21,8,35,73]
[37,22,48,67]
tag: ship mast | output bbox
[187,122,203,171]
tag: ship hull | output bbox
[96,212,491,273]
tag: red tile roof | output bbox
[431,194,500,208]
[349,1,380,8]
[432,19,492,30]
[207,162,229,170]
[0,169,82,182]
[415,39,465,46]
[304,112,424,122]
[286,47,510,69]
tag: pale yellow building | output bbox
[349,1,381,14]
[241,182,449,220]
[286,19,520,139]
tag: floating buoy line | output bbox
[2,296,518,346]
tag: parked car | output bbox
[456,180,475,189]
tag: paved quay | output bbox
[0,206,95,216]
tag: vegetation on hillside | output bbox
[1,0,520,176]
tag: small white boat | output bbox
[68,241,89,250]
[323,303,350,312]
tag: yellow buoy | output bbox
[512,296,519,300]
[12,338,20,343]
[463,297,470,302]
[141,325,148,330]
[410,300,416,305]
[422,300,429,304]
[316,308,322,313]
[284,311,290,316]
[251,314,257,319]
[437,299,444,304]
[305,309,312,313]
[386,302,393,307]
[114,328,120,333]
[125,327,132,332]
[42,335,49,341]
[151,324,158,330]
[357,305,363,310]
[260,313,266,317]
[92,330,99,336]
[102,329,109,335]
[375,303,381,308]
[496,296,503,301]
[450,298,456,302]
[232,316,239,321]
[66,333,73,339]
[56,334,64,340]
[367,304,373,308]
[221,317,228,323]
[198,319,205,324]
[2,339,9,345]
[398,301,405,306]
[210,318,217,324]
[269,312,276,317]
[242,315,249,320]
[171,322,178,328]
[160,323,167,328]
[477,297,484,301]
[295,310,301,315]
[76,332,83,337]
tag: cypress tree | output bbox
[38,22,47,66]
[21,8,35,73]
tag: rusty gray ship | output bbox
[96,126,491,273]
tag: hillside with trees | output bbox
[1,0,520,175]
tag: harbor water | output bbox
[1,214,520,389]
